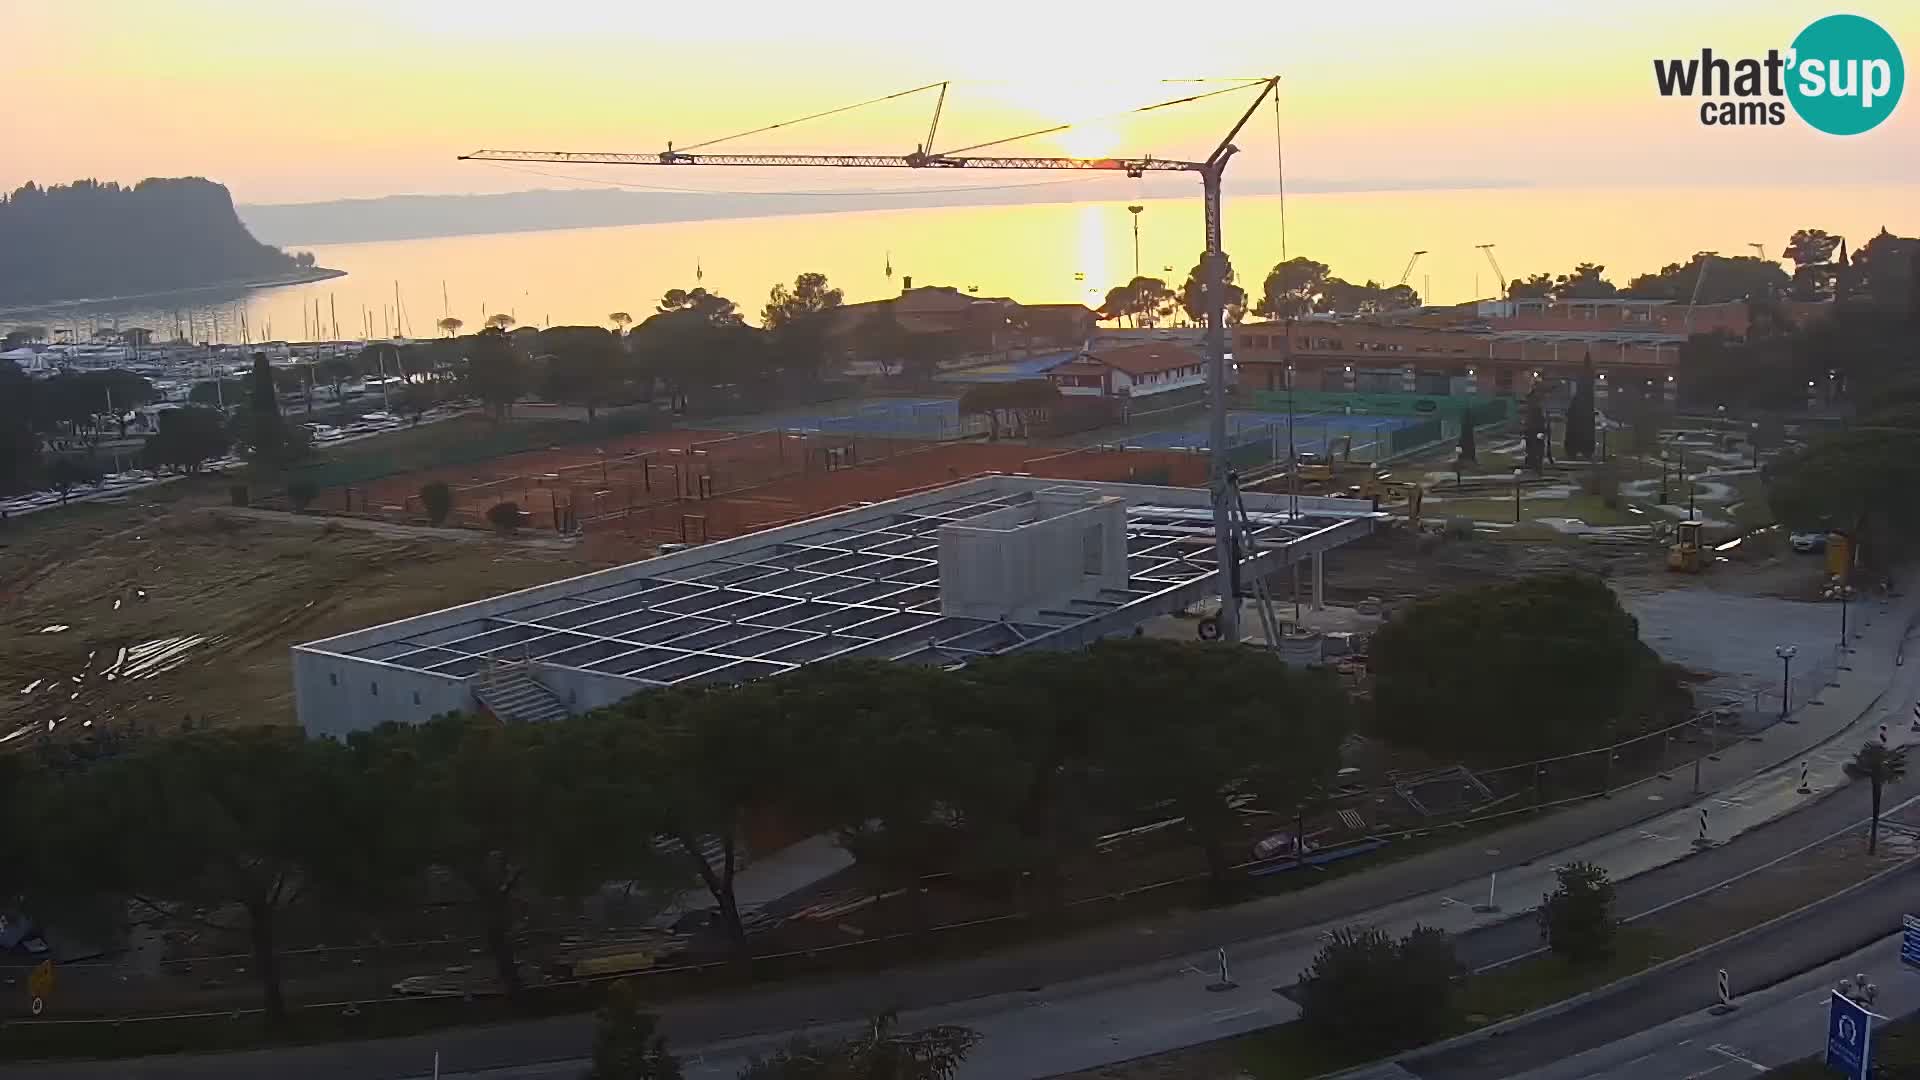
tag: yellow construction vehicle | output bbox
[1667,520,1706,573]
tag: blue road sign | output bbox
[1827,990,1873,1080]
[1904,914,1920,970]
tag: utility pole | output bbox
[463,76,1281,643]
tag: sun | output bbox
[1057,119,1123,158]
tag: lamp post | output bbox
[1127,204,1144,279]
[1513,468,1523,524]
[1776,644,1798,719]
[1750,420,1760,466]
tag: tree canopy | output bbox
[464,326,530,420]
[1623,254,1788,303]
[1178,253,1249,326]
[535,325,629,420]
[143,405,230,473]
[1370,573,1673,763]
[761,272,843,330]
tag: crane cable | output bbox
[672,81,950,153]
[937,79,1268,157]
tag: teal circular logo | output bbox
[1787,14,1904,135]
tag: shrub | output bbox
[486,500,522,534]
[1539,860,1617,964]
[421,481,453,526]
[228,483,249,508]
[587,980,681,1080]
[286,478,318,511]
[1298,924,1462,1051]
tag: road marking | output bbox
[1208,1006,1266,1023]
[1683,1066,1728,1079]
[1707,1044,1768,1072]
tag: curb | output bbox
[1314,848,1920,1079]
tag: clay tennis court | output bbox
[312,427,896,529]
[306,422,1208,559]
[600,440,1209,551]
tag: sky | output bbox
[4,0,1916,205]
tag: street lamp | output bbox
[1776,644,1798,720]
[1127,204,1144,279]
[1513,468,1523,523]
[1750,421,1761,467]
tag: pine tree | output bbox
[1565,353,1596,459]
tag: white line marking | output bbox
[1707,1044,1768,1072]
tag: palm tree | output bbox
[609,312,632,335]
[436,316,464,337]
[1845,741,1908,854]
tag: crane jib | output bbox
[459,149,1206,174]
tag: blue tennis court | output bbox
[702,398,978,441]
[1120,411,1423,460]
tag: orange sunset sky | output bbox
[3,0,1915,205]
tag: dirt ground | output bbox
[0,484,607,741]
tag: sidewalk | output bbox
[12,590,1918,1080]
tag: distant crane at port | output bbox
[463,77,1281,644]
[1399,250,1427,287]
[1475,243,1505,299]
[1748,242,1767,260]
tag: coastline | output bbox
[0,266,347,318]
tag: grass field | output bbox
[0,481,604,738]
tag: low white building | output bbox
[1046,343,1208,399]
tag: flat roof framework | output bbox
[294,476,1379,734]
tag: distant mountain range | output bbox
[237,177,1525,247]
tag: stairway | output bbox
[473,669,571,724]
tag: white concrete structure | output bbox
[937,487,1128,622]
[292,474,1380,738]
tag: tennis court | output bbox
[701,398,984,442]
[1119,410,1424,460]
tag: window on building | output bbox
[413,691,421,705]
[1082,524,1104,575]
[370,682,379,696]
[329,672,337,686]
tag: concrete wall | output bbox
[293,647,476,739]
[525,663,652,713]
[938,489,1127,621]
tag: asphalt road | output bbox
[1411,851,1920,1079]
[1450,780,1920,974]
[1509,930,1920,1080]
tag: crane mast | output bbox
[466,76,1280,644]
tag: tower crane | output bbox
[1475,243,1505,298]
[464,77,1280,643]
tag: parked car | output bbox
[1790,532,1827,553]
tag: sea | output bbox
[3,184,1915,344]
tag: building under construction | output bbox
[292,475,1378,737]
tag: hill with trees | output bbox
[0,178,326,308]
